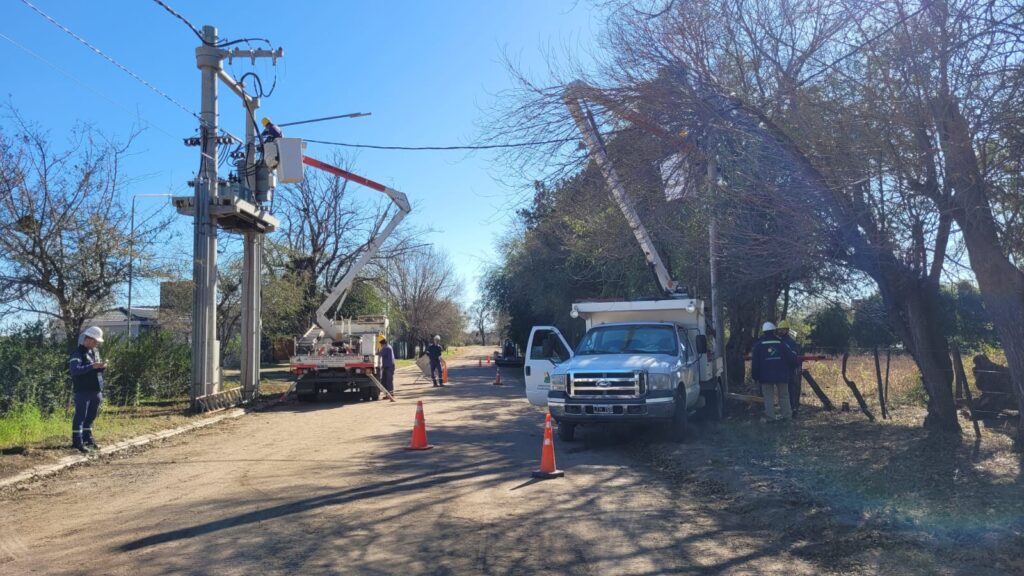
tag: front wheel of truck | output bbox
[670,399,688,442]
[557,421,576,442]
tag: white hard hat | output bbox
[761,322,776,333]
[83,326,104,343]
[433,335,441,342]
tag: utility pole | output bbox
[192,25,220,406]
[186,25,282,409]
[707,155,728,398]
[240,93,262,402]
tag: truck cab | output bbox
[525,299,724,442]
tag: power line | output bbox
[303,136,582,151]
[18,0,241,142]
[151,0,273,48]
[20,0,200,123]
[0,31,180,142]
[796,1,933,88]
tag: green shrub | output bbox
[102,331,191,405]
[0,323,68,417]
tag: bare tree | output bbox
[275,154,421,329]
[0,109,172,346]
[386,247,465,353]
[469,299,491,346]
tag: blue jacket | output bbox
[751,333,798,384]
[379,344,395,368]
[425,344,443,363]
[69,345,105,393]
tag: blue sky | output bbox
[2,0,599,308]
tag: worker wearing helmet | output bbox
[776,320,803,416]
[751,321,798,421]
[379,338,396,397]
[260,117,283,142]
[68,326,107,452]
[425,335,445,387]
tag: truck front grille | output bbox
[569,371,645,398]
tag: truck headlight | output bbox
[550,374,567,391]
[648,373,674,390]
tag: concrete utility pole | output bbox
[192,25,221,405]
[707,156,728,397]
[186,25,282,409]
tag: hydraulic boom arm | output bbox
[301,156,412,340]
[563,81,681,297]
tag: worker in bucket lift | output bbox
[379,338,396,396]
[776,320,803,416]
[68,326,107,453]
[261,117,283,142]
[425,335,445,387]
[751,322,799,422]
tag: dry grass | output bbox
[714,353,1022,548]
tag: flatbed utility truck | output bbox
[287,156,411,402]
[523,82,725,441]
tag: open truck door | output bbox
[524,326,573,406]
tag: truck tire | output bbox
[670,399,688,442]
[701,380,724,421]
[361,387,373,402]
[557,421,576,442]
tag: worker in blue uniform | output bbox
[425,335,444,387]
[68,326,107,452]
[751,322,799,421]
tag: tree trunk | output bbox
[933,95,1024,446]
[877,272,960,432]
[725,298,758,389]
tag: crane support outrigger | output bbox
[288,155,412,403]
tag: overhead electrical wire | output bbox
[151,0,273,48]
[303,136,585,151]
[18,0,241,143]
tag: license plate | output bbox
[593,405,611,414]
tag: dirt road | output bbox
[0,347,958,575]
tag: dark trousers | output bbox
[381,366,395,393]
[430,359,443,385]
[790,368,802,413]
[72,391,102,443]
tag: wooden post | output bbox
[873,347,888,419]
[951,343,981,440]
[841,353,875,422]
[883,348,891,410]
[801,369,835,411]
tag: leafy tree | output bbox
[940,281,997,352]
[851,294,899,350]
[807,304,851,353]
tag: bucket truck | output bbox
[288,156,411,402]
[524,81,725,442]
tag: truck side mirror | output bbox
[695,335,708,355]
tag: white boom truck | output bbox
[288,156,411,402]
[523,82,725,441]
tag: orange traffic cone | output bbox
[406,401,434,451]
[486,356,491,365]
[442,361,449,384]
[478,358,482,367]
[532,414,564,479]
[494,368,501,386]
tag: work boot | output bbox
[84,439,100,450]
[71,436,88,453]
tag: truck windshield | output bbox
[575,325,678,356]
